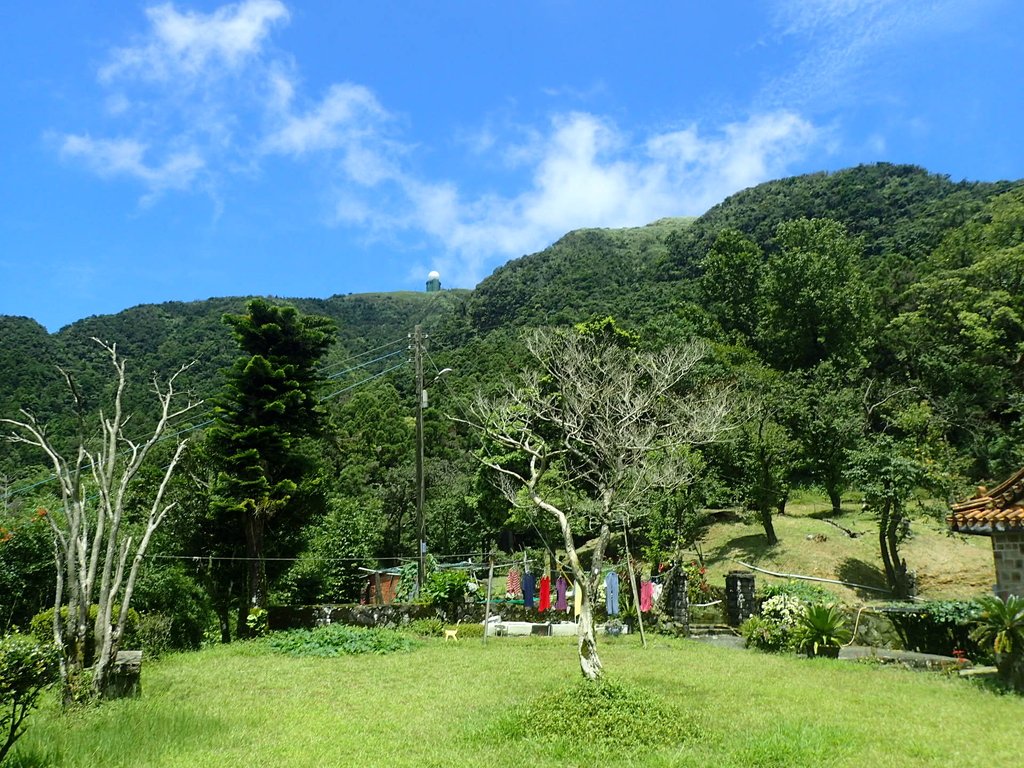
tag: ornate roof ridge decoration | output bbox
[948,466,1024,535]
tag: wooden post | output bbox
[482,555,495,644]
[622,518,646,647]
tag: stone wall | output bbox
[269,602,582,630]
[992,532,1024,599]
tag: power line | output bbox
[317,336,406,375]
[323,348,405,381]
[319,361,407,402]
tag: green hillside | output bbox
[3,162,1024,641]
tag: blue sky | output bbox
[1,1,1021,331]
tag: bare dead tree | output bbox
[1,340,200,702]
[459,329,730,680]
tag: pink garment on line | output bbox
[640,580,654,612]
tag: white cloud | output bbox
[58,1,822,290]
[262,83,389,156]
[59,135,204,197]
[101,0,289,83]
[60,1,298,201]
[345,110,819,289]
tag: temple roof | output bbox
[948,467,1024,535]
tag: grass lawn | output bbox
[11,633,1024,768]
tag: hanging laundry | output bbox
[522,572,536,608]
[651,582,663,606]
[640,579,654,612]
[573,581,582,619]
[538,575,551,612]
[605,571,619,616]
[555,576,568,611]
[506,567,522,598]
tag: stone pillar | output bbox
[725,571,756,627]
[992,532,1024,599]
[666,571,689,636]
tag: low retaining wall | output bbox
[269,602,582,630]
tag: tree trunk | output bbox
[576,523,611,681]
[244,511,267,617]
[877,499,898,595]
[759,505,778,545]
[577,586,602,681]
[827,485,842,516]
[537,491,608,681]
[217,605,232,644]
[776,489,789,516]
[886,509,910,599]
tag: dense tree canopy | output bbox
[3,162,1024,633]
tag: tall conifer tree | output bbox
[207,300,335,627]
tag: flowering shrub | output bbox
[762,594,804,626]
[683,561,714,604]
[741,594,804,652]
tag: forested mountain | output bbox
[468,218,693,333]
[3,162,1024,633]
[0,291,470,473]
[661,163,1012,278]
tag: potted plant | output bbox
[621,602,639,634]
[795,603,852,658]
[971,594,1024,691]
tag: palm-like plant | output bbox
[971,594,1024,689]
[795,603,852,657]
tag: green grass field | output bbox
[11,633,1024,768]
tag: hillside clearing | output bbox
[698,496,994,604]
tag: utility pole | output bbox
[412,324,427,592]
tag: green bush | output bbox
[131,565,212,651]
[245,607,269,638]
[0,633,59,763]
[886,600,982,657]
[277,497,382,604]
[403,618,444,637]
[423,570,469,617]
[135,613,175,659]
[262,625,417,657]
[683,560,715,604]
[449,623,483,639]
[760,580,836,605]
[0,508,54,633]
[496,678,705,755]
[741,594,804,652]
[424,570,469,604]
[29,605,140,666]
